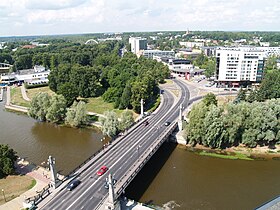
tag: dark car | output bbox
[144,121,149,126]
[67,179,81,191]
[97,166,108,176]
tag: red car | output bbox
[97,166,108,176]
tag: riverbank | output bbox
[0,158,53,210]
[183,143,280,160]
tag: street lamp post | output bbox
[136,145,141,160]
[2,189,6,202]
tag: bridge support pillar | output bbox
[105,173,121,210]
[178,103,183,131]
[48,156,58,189]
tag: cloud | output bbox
[24,0,89,10]
[0,0,280,36]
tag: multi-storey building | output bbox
[142,50,175,59]
[216,47,266,87]
[129,37,147,54]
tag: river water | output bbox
[0,95,104,175]
[125,142,280,210]
[1,93,280,209]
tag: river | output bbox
[125,142,280,210]
[1,92,280,209]
[0,93,104,175]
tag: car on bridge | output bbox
[66,179,81,191]
[104,178,117,189]
[97,166,108,176]
[164,122,171,126]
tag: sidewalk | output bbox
[0,159,51,210]
[20,85,30,101]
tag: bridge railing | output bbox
[61,116,150,183]
[96,122,178,209]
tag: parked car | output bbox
[97,166,108,176]
[66,179,81,191]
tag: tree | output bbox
[119,110,134,131]
[65,101,88,127]
[28,92,51,121]
[265,55,278,71]
[203,93,217,106]
[100,111,119,137]
[257,70,280,101]
[204,59,216,78]
[0,144,17,178]
[46,94,67,123]
[203,105,225,148]
[57,82,79,106]
[185,102,209,145]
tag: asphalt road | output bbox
[40,79,190,210]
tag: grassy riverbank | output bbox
[198,151,253,160]
[0,175,36,205]
[186,143,280,160]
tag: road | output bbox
[40,79,190,210]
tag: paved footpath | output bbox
[0,159,51,210]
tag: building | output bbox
[0,65,50,86]
[142,50,175,59]
[201,46,217,57]
[216,47,266,87]
[168,59,194,76]
[129,37,147,54]
[179,41,204,48]
[255,47,280,56]
[277,59,280,69]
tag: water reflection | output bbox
[0,98,104,175]
[126,143,280,210]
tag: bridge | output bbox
[85,39,99,45]
[39,79,190,210]
[0,63,12,74]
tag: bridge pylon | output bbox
[178,103,183,131]
[48,156,58,189]
[105,173,121,210]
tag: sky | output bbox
[0,0,279,37]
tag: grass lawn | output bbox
[0,175,36,204]
[26,86,54,100]
[85,97,124,116]
[10,87,30,107]
[199,151,253,160]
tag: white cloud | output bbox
[0,0,279,36]
[24,0,89,10]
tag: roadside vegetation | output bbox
[185,69,280,150]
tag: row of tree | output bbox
[100,110,134,137]
[48,48,169,112]
[185,93,280,148]
[234,70,280,103]
[28,92,88,127]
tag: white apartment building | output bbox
[129,37,147,54]
[216,47,266,87]
[0,65,50,85]
[255,47,280,56]
[142,50,175,59]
